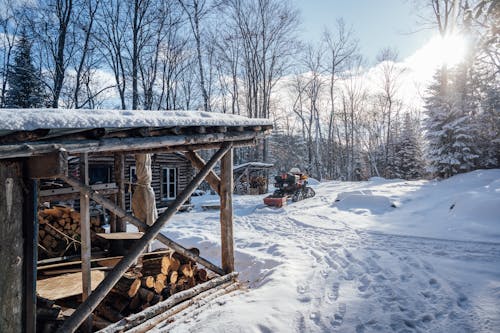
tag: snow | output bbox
[0,109,272,131]
[152,169,500,332]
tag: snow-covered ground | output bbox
[156,169,500,332]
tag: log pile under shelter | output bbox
[38,206,107,259]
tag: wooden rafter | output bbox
[57,143,232,333]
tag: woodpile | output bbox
[93,248,211,324]
[38,206,107,259]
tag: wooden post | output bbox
[220,148,234,273]
[113,153,126,232]
[0,161,24,333]
[79,153,92,332]
[22,175,38,333]
[58,144,232,333]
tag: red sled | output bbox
[263,195,288,207]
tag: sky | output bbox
[293,0,435,64]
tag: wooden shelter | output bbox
[0,109,271,332]
[233,162,274,195]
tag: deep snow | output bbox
[153,169,500,332]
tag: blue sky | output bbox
[293,0,434,63]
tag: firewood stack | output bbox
[95,248,211,323]
[37,206,107,259]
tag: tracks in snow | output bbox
[236,198,500,332]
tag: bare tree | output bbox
[177,0,212,111]
[0,0,19,107]
[323,19,359,179]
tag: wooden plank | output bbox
[41,267,113,276]
[39,183,117,197]
[58,144,231,333]
[37,271,106,300]
[38,251,172,271]
[26,150,68,179]
[0,161,24,333]
[220,148,235,273]
[96,232,143,240]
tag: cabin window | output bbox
[161,167,177,200]
[89,165,112,185]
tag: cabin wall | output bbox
[0,161,24,332]
[71,153,193,210]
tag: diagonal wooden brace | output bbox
[184,150,222,195]
[58,143,232,333]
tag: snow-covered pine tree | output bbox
[424,69,478,178]
[394,112,425,179]
[4,34,45,108]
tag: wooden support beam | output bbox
[26,150,68,179]
[113,153,126,233]
[184,151,221,195]
[60,175,224,276]
[0,130,264,159]
[0,161,24,333]
[22,174,38,333]
[79,153,92,332]
[220,148,235,273]
[57,144,232,333]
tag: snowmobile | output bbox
[263,169,316,207]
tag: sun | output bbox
[436,33,468,67]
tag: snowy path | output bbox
[160,171,500,333]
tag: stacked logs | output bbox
[95,249,210,323]
[37,206,106,258]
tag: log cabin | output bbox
[0,108,271,332]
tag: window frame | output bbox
[161,167,177,201]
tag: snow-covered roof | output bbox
[234,162,274,172]
[0,109,272,131]
[0,109,272,159]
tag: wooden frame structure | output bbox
[0,112,271,333]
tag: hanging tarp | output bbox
[132,154,158,228]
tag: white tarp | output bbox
[132,154,158,228]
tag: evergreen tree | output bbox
[4,34,45,108]
[394,113,425,179]
[424,69,478,178]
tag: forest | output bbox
[0,0,498,181]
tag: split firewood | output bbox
[142,256,171,275]
[141,276,155,289]
[168,271,178,284]
[138,288,155,303]
[196,269,208,282]
[128,294,142,311]
[106,294,130,313]
[180,263,194,278]
[111,273,141,298]
[95,302,124,323]
[153,278,166,294]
